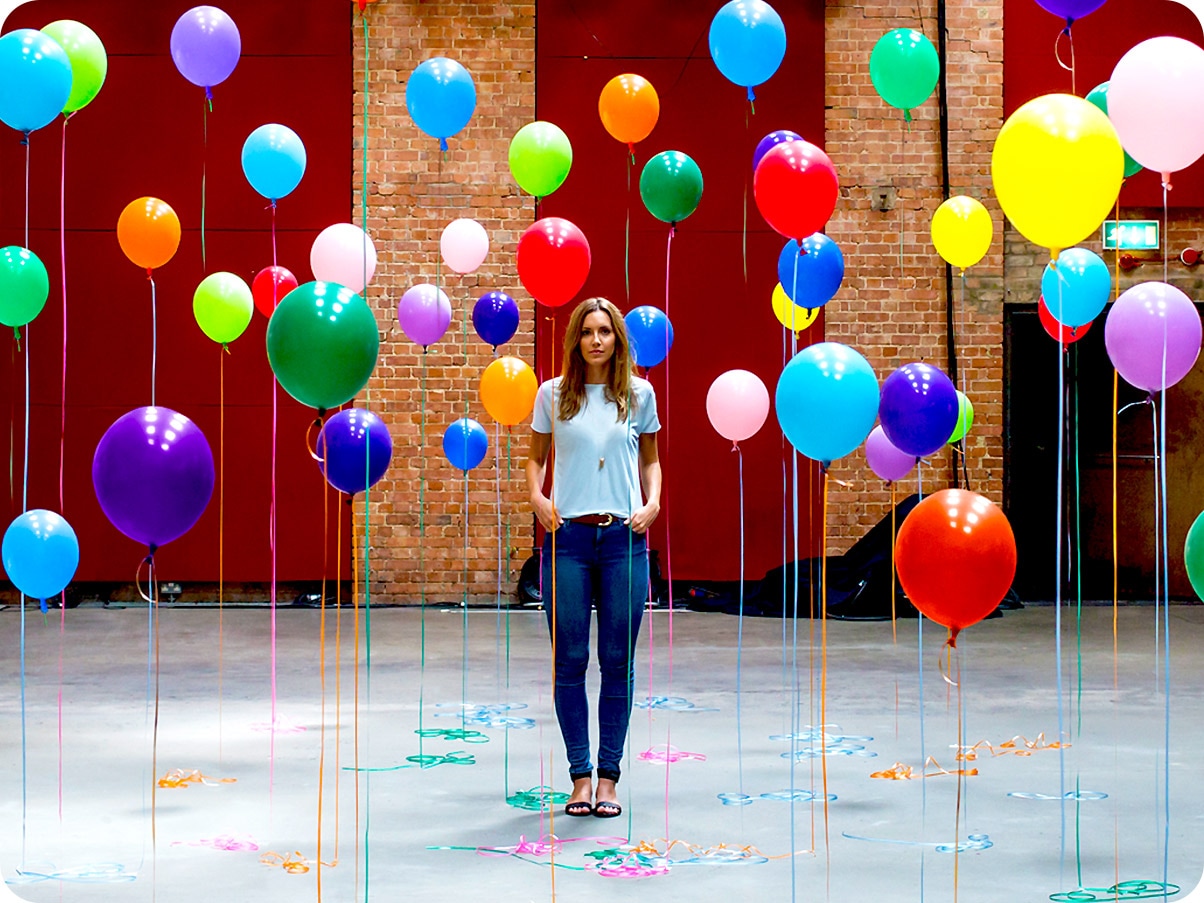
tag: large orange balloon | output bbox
[480,356,538,426]
[117,197,181,271]
[598,74,659,147]
[895,489,1017,641]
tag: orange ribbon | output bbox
[956,733,1068,762]
[259,851,338,874]
[157,769,236,789]
[871,757,978,780]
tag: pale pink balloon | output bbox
[440,218,489,274]
[310,223,377,294]
[706,369,770,445]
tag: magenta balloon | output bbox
[1104,281,1202,392]
[397,283,452,348]
[865,425,915,482]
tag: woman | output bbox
[526,296,662,818]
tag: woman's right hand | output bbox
[532,493,562,532]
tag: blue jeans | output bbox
[542,520,648,782]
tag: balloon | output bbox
[316,408,393,495]
[865,425,915,482]
[771,283,821,333]
[480,356,539,426]
[753,140,839,241]
[625,305,675,368]
[41,21,106,114]
[948,391,974,444]
[443,418,488,471]
[930,195,993,270]
[1185,509,1204,602]
[193,272,253,344]
[776,234,844,308]
[310,223,376,293]
[266,281,380,409]
[508,122,572,197]
[3,510,79,601]
[92,407,215,549]
[1040,247,1109,329]
[242,124,306,202]
[0,247,49,328]
[639,151,704,224]
[0,29,72,134]
[879,362,959,458]
[440,218,489,275]
[869,29,939,116]
[775,342,880,463]
[406,57,476,150]
[752,129,801,172]
[252,265,297,319]
[708,0,787,97]
[1038,295,1092,348]
[598,74,659,146]
[991,93,1123,255]
[117,197,181,271]
[1035,0,1106,19]
[706,369,770,445]
[1084,82,1142,179]
[516,218,591,308]
[170,6,240,90]
[397,283,452,348]
[472,291,520,347]
[1104,281,1202,392]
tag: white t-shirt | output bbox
[532,376,660,520]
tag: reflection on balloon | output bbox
[406,56,476,150]
[252,265,298,319]
[1040,247,1109,329]
[508,122,572,197]
[639,151,704,224]
[776,234,844,308]
[1105,281,1202,392]
[317,408,393,495]
[754,140,839,241]
[930,195,992,270]
[869,29,939,117]
[598,74,659,147]
[708,0,787,97]
[516,218,591,308]
[752,129,801,173]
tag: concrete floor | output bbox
[0,602,1202,902]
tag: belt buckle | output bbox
[599,513,613,527]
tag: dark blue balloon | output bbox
[777,234,844,309]
[443,418,488,471]
[624,306,674,368]
[317,408,393,495]
[878,362,959,458]
[753,129,802,172]
[472,291,520,347]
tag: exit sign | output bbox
[1102,220,1160,251]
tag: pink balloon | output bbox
[1104,281,1202,392]
[310,223,377,294]
[865,425,915,483]
[706,369,770,445]
[440,218,489,274]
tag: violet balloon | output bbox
[1034,0,1106,21]
[1105,281,1202,392]
[878,362,959,458]
[397,283,452,348]
[753,130,802,172]
[317,408,393,495]
[865,425,915,482]
[472,291,519,347]
[170,6,241,91]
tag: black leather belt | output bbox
[571,513,617,527]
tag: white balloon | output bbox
[310,223,377,294]
[440,218,489,275]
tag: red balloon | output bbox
[753,140,839,241]
[1038,295,1092,348]
[895,489,1017,641]
[252,265,299,319]
[516,217,591,308]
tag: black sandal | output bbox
[565,800,594,817]
[593,800,622,818]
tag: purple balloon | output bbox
[317,409,393,495]
[1104,281,1202,392]
[1034,0,1106,22]
[878,362,959,458]
[397,283,452,348]
[170,6,241,90]
[753,130,802,173]
[92,407,215,550]
[865,425,916,482]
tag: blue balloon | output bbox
[879,362,959,458]
[443,418,488,471]
[406,57,476,151]
[3,510,79,601]
[753,129,801,172]
[1041,247,1110,329]
[317,408,394,495]
[777,234,844,308]
[775,342,879,464]
[625,306,674,369]
[708,0,787,99]
[472,291,520,347]
[241,123,307,201]
[0,29,73,133]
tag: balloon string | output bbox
[24,131,30,248]
[899,125,906,279]
[150,273,157,407]
[317,478,329,898]
[351,495,362,893]
[334,491,344,863]
[663,225,674,690]
[462,467,470,728]
[150,556,161,860]
[1054,271,1068,884]
[59,114,69,517]
[270,376,278,793]
[363,402,374,903]
[419,355,428,766]
[625,154,631,305]
[1054,26,1076,96]
[219,347,225,761]
[271,201,278,271]
[201,97,208,272]
[736,444,745,801]
[820,467,831,888]
[1158,183,1171,892]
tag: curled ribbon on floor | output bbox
[1007,790,1108,801]
[259,851,338,874]
[429,833,626,871]
[415,727,490,744]
[10,863,139,884]
[955,732,1068,761]
[638,744,706,764]
[172,835,259,852]
[157,769,237,788]
[842,831,993,854]
[771,725,877,758]
[633,695,718,713]
[870,757,978,780]
[435,702,537,729]
[404,750,476,768]
[506,786,570,812]
[1048,881,1180,901]
[717,789,837,806]
[249,715,306,734]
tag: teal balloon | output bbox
[3,509,79,601]
[1085,82,1143,179]
[266,281,380,410]
[1187,510,1204,602]
[775,342,880,463]
[639,151,703,224]
[869,29,939,116]
[0,246,50,328]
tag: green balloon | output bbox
[639,151,703,224]
[1186,510,1204,602]
[0,247,49,329]
[508,121,572,197]
[948,390,975,445]
[266,281,380,410]
[869,29,939,115]
[1085,82,1143,179]
[42,20,107,114]
[194,272,253,344]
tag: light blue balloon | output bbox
[241,124,306,201]
[443,418,488,471]
[775,342,880,464]
[708,0,786,98]
[777,233,844,308]
[3,509,79,601]
[625,306,674,368]
[406,57,476,151]
[1041,247,1110,329]
[0,29,73,133]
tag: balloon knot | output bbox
[730,441,740,453]
[39,598,48,614]
[146,267,153,280]
[627,143,635,164]
[204,84,214,104]
[357,0,367,10]
[947,630,960,649]
[820,460,831,474]
[1062,17,1074,34]
[1161,172,1173,191]
[746,85,756,105]
[439,137,449,153]
[903,109,913,124]
[13,326,21,349]
[146,544,157,562]
[222,343,231,355]
[19,130,29,147]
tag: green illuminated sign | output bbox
[1102,220,1159,251]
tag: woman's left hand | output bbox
[625,502,660,535]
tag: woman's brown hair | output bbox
[557,297,637,422]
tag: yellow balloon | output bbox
[931,195,992,270]
[771,283,820,333]
[991,94,1123,256]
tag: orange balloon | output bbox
[117,197,181,271]
[598,74,659,147]
[480,356,538,426]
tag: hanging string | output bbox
[625,154,632,305]
[334,491,344,864]
[1158,182,1171,892]
[819,466,832,883]
[201,97,208,271]
[734,444,746,801]
[149,272,157,407]
[317,476,330,898]
[1054,22,1077,97]
[59,114,70,516]
[269,374,278,787]
[899,123,907,278]
[218,347,226,761]
[1053,265,1069,887]
[418,354,428,767]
